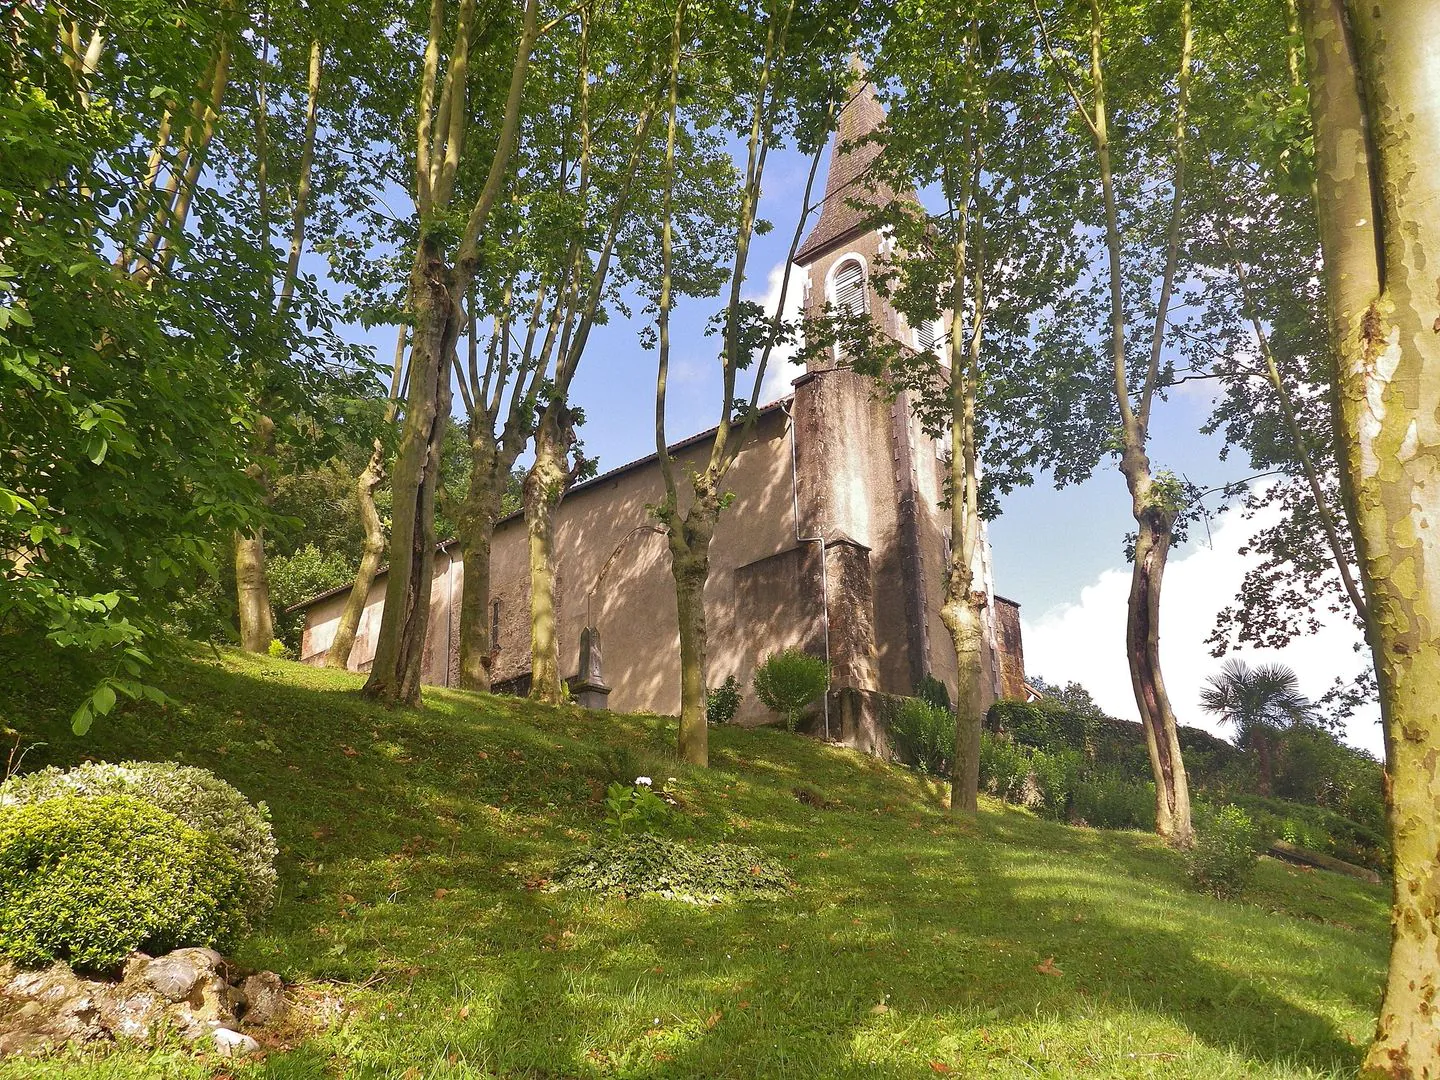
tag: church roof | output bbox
[794,75,893,265]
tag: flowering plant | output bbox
[603,777,671,837]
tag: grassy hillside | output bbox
[1,651,1389,1079]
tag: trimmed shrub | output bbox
[1189,804,1261,899]
[0,795,247,971]
[752,649,829,731]
[1,761,277,924]
[705,676,742,725]
[553,834,790,901]
[1072,775,1155,830]
[889,697,955,776]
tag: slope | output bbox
[0,650,1388,1079]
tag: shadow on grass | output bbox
[6,649,1384,1078]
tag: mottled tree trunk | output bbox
[362,236,456,705]
[944,593,985,814]
[456,443,505,691]
[235,414,277,653]
[1300,1,1440,1073]
[1126,498,1193,843]
[669,494,718,767]
[234,530,274,652]
[524,410,572,705]
[326,441,385,670]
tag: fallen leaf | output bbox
[459,1005,470,1019]
[929,1063,953,1074]
[1036,956,1063,977]
[704,1010,723,1029]
[477,751,489,759]
[433,888,450,899]
[340,745,358,757]
[869,1003,889,1015]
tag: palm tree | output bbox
[1200,659,1316,795]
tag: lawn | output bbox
[0,650,1389,1078]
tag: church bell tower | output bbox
[787,72,1005,749]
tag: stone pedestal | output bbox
[567,626,611,710]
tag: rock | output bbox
[96,987,163,1041]
[142,955,205,1002]
[210,1027,261,1057]
[5,963,85,1006]
[239,972,286,1027]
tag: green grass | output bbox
[0,650,1389,1078]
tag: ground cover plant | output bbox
[0,647,1389,1078]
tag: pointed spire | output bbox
[795,69,893,265]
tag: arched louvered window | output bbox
[916,319,940,354]
[832,258,867,316]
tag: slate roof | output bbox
[795,75,894,265]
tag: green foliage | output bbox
[1189,805,1262,899]
[0,5,370,721]
[705,675,742,725]
[988,698,1099,755]
[2,760,278,924]
[914,674,952,713]
[976,733,1083,821]
[553,833,790,901]
[752,649,829,731]
[602,780,671,838]
[0,794,247,972]
[268,543,356,652]
[979,732,1039,806]
[1072,775,1156,831]
[889,696,955,776]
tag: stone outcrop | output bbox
[0,949,290,1059]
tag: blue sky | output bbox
[327,140,1383,757]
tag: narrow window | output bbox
[917,319,940,354]
[491,600,501,648]
[832,259,866,316]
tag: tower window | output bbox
[491,600,501,648]
[832,258,866,317]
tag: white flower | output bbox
[635,776,653,787]
[667,777,677,783]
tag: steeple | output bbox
[795,73,893,265]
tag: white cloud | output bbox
[1021,503,1384,758]
[752,261,807,403]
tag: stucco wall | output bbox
[299,372,1024,727]
[303,406,815,725]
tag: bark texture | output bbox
[1300,0,1440,1073]
[668,493,719,766]
[524,407,578,704]
[326,442,386,670]
[234,530,274,652]
[456,455,503,691]
[1126,499,1192,841]
[361,237,457,704]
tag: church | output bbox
[293,79,1028,751]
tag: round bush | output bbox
[752,649,829,730]
[1,760,277,924]
[0,795,247,972]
